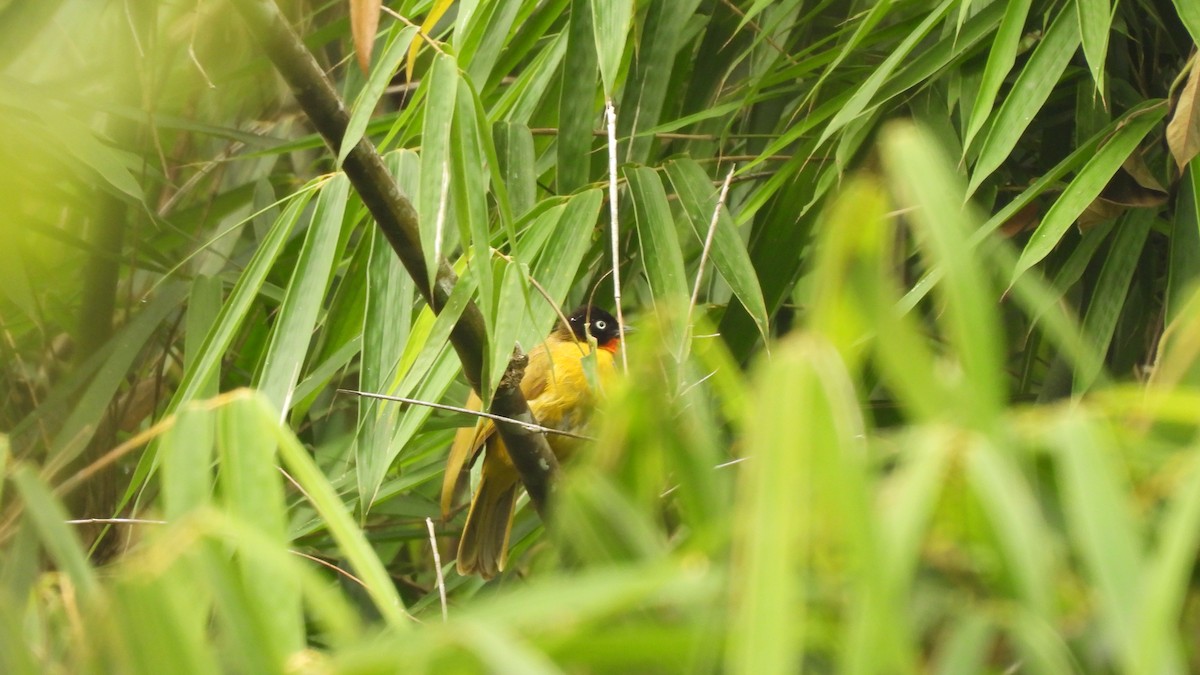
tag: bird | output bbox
[441,305,625,579]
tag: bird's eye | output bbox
[593,320,607,330]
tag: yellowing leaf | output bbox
[350,0,381,73]
[1168,58,1200,171]
[406,0,455,82]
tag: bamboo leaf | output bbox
[419,53,459,290]
[962,0,1033,153]
[1054,412,1141,666]
[1171,0,1200,46]
[265,392,411,628]
[664,159,769,342]
[349,0,381,73]
[493,121,536,218]
[255,174,351,411]
[558,0,599,193]
[11,467,99,603]
[406,0,454,81]
[1167,58,1200,171]
[340,24,421,166]
[881,122,1005,424]
[969,6,1082,195]
[1133,446,1200,675]
[1073,209,1153,391]
[627,166,688,303]
[1076,0,1112,96]
[590,0,633,96]
[818,0,956,147]
[1012,103,1166,282]
[217,394,303,656]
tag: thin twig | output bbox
[491,249,573,335]
[289,550,369,589]
[684,165,736,349]
[337,389,594,441]
[605,100,629,371]
[64,518,167,525]
[426,517,448,622]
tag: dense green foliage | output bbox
[3,0,1200,672]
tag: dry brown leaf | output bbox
[1168,57,1200,170]
[1000,201,1042,237]
[350,0,381,73]
[1078,154,1169,230]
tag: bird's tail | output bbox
[456,472,518,579]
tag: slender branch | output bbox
[426,517,448,622]
[604,100,629,371]
[685,165,736,336]
[337,389,594,441]
[229,0,558,515]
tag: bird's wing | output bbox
[519,340,555,401]
[439,340,561,519]
[441,389,494,519]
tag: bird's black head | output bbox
[562,305,622,347]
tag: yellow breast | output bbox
[523,338,616,452]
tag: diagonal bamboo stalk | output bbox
[228,0,558,516]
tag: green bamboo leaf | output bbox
[590,0,633,96]
[1167,166,1200,323]
[933,614,994,675]
[1133,446,1200,675]
[419,53,459,289]
[618,0,703,164]
[727,339,818,674]
[664,159,769,342]
[110,572,218,675]
[818,0,956,147]
[358,276,474,506]
[458,0,523,88]
[452,77,495,324]
[1074,209,1153,391]
[1174,0,1200,45]
[1011,103,1166,282]
[356,222,414,511]
[968,6,1081,196]
[339,24,420,166]
[962,0,1033,154]
[559,0,599,192]
[807,0,894,102]
[264,393,410,628]
[184,275,223,399]
[255,174,351,411]
[626,167,688,303]
[495,31,569,123]
[1076,0,1112,95]
[881,122,1005,424]
[487,260,527,396]
[965,440,1055,618]
[10,466,98,603]
[160,405,215,520]
[120,186,319,513]
[493,121,536,218]
[1054,412,1140,664]
[46,284,187,474]
[902,99,1166,313]
[527,189,604,334]
[217,394,303,656]
[878,431,953,588]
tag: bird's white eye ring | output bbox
[594,320,607,330]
